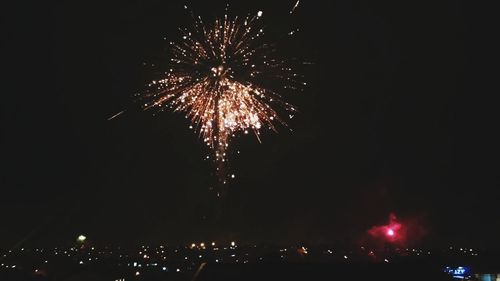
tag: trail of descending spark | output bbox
[107,110,126,121]
[290,1,300,14]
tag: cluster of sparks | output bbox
[142,4,303,181]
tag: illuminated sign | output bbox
[444,266,471,279]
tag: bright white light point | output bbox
[135,271,140,276]
[257,11,263,17]
[176,268,181,272]
[212,242,216,246]
[344,255,348,259]
[231,174,235,178]
[162,267,167,271]
[77,235,86,243]
[231,241,236,247]
[387,229,394,236]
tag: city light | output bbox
[0,244,485,280]
[77,235,86,243]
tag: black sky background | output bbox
[2,0,497,249]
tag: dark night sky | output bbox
[2,0,497,249]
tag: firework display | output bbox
[142,6,303,181]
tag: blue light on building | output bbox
[444,266,472,279]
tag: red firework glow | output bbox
[368,213,403,243]
[365,213,428,251]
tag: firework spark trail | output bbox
[142,7,303,182]
[107,110,126,121]
[290,0,300,14]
